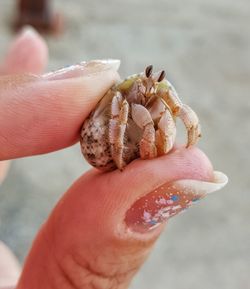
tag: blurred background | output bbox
[0,0,249,288]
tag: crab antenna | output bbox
[157,70,166,82]
[145,65,153,78]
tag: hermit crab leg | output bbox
[131,104,157,159]
[161,82,201,147]
[178,104,201,147]
[109,92,129,170]
[155,108,176,155]
[163,81,182,114]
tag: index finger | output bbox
[0,60,120,160]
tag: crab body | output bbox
[80,66,201,171]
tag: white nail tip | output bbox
[90,59,121,71]
[19,25,39,38]
[42,59,120,80]
[173,171,228,196]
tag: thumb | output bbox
[16,148,227,289]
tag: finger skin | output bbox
[0,27,48,182]
[0,161,10,184]
[0,241,20,288]
[0,70,119,160]
[16,147,213,289]
[0,28,48,75]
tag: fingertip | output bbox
[120,146,214,185]
[124,147,223,234]
[0,64,120,159]
[168,146,214,181]
[2,26,48,74]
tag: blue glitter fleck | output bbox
[149,220,157,225]
[171,195,179,201]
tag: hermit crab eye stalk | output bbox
[145,65,153,78]
[157,70,166,82]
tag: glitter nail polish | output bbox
[125,171,228,233]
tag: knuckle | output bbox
[59,251,139,289]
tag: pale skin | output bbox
[0,29,214,289]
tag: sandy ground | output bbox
[0,0,250,288]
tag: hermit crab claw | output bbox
[178,104,201,147]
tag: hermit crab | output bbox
[80,65,201,171]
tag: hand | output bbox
[0,28,227,289]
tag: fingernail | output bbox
[125,171,228,233]
[18,25,39,39]
[89,59,121,71]
[42,59,120,81]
